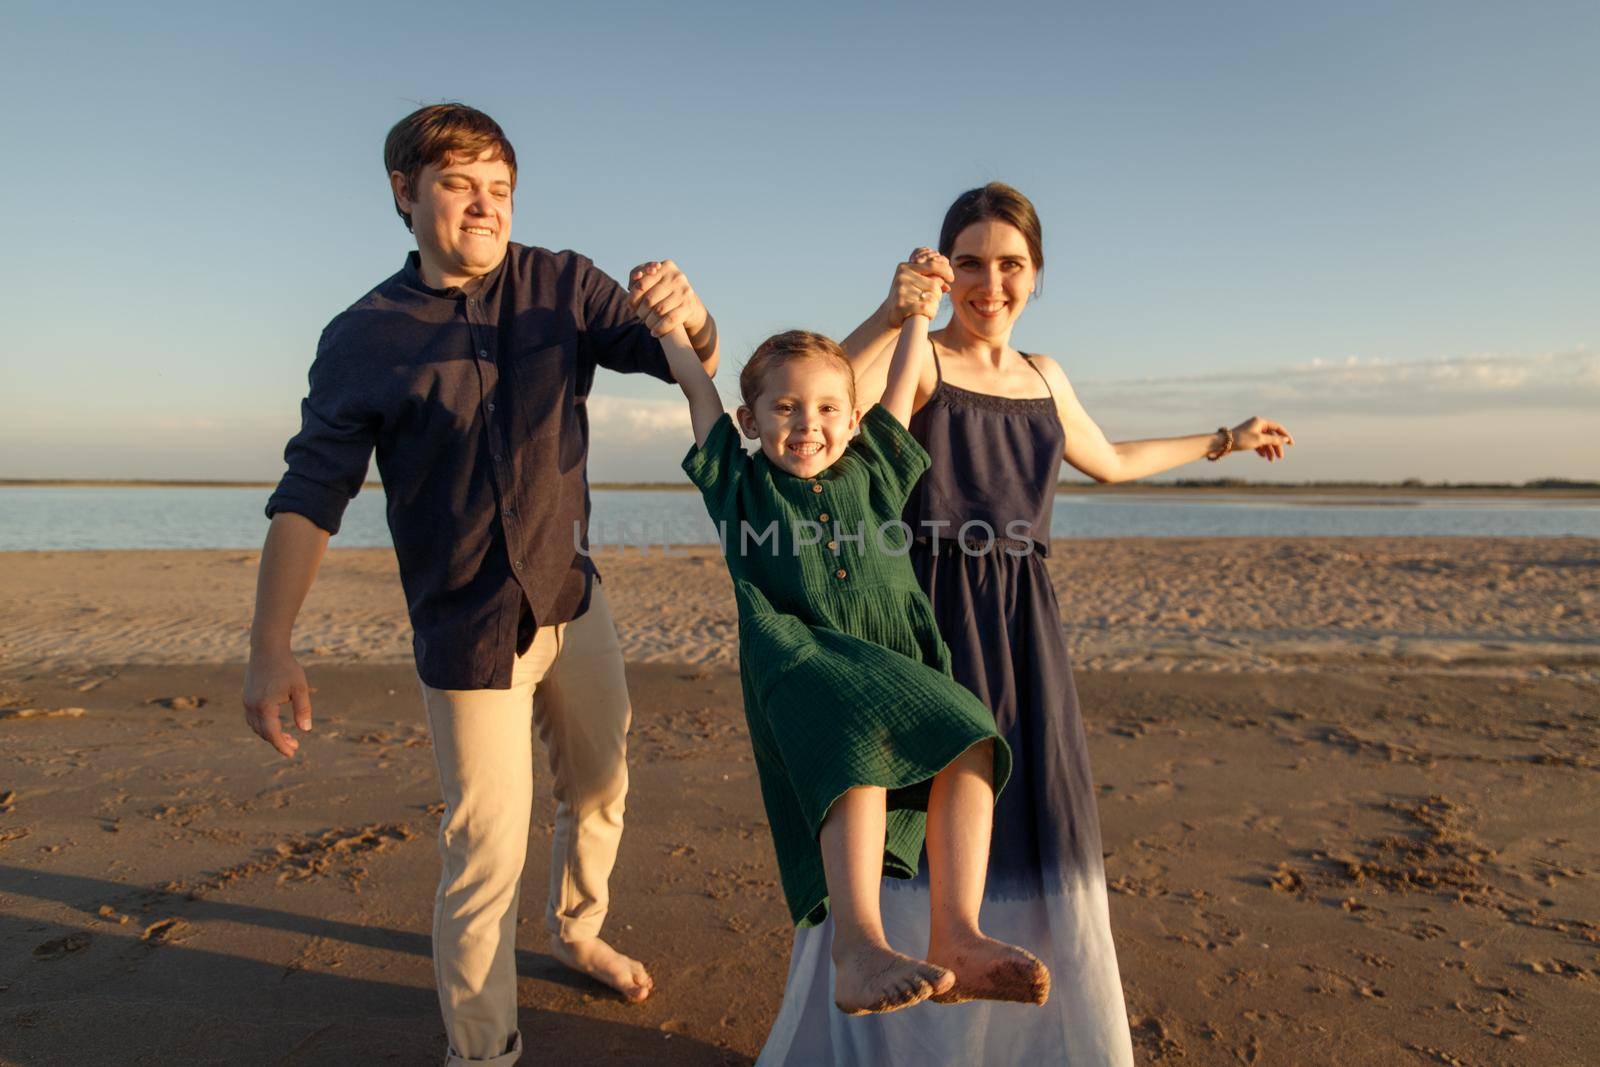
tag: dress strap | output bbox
[928,337,945,387]
[1022,352,1055,403]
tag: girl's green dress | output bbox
[682,404,1011,926]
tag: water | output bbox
[2,486,1596,551]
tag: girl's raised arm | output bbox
[660,325,725,448]
[880,312,933,428]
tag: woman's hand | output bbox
[1231,416,1295,461]
[883,247,952,326]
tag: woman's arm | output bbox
[1035,357,1294,483]
[658,325,726,447]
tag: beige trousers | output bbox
[419,582,631,1066]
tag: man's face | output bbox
[391,150,513,287]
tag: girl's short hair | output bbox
[384,103,518,232]
[938,182,1044,271]
[739,330,858,410]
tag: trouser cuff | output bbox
[445,1031,522,1067]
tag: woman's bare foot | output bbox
[832,939,955,1015]
[927,931,1051,1006]
[549,934,653,1003]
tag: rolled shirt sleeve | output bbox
[264,326,376,536]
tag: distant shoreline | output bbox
[3,477,1598,499]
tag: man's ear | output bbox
[389,170,414,214]
[735,406,759,440]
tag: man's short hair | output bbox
[383,103,519,231]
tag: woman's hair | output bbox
[383,103,518,232]
[739,330,858,410]
[937,182,1044,271]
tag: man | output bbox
[243,103,718,1067]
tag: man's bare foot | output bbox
[833,939,955,1015]
[549,934,653,1003]
[927,931,1051,1006]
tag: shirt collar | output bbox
[401,249,508,300]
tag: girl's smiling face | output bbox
[947,219,1038,342]
[737,358,861,479]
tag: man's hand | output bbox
[628,260,708,340]
[243,651,314,758]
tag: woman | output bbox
[757,183,1293,1065]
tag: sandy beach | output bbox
[2,538,1597,1065]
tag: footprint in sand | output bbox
[32,932,91,960]
[0,707,86,721]
[1267,863,1305,894]
[1525,959,1593,980]
[1129,1015,1185,1059]
[149,696,208,711]
[141,918,191,945]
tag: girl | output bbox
[654,301,1051,1017]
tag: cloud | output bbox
[1074,347,1600,418]
[583,394,697,437]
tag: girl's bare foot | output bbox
[927,931,1051,1006]
[550,934,653,1003]
[832,940,955,1015]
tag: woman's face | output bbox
[946,219,1038,342]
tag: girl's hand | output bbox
[884,247,952,326]
[1231,417,1295,461]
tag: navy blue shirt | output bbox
[266,243,672,689]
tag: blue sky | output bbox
[2,1,1596,483]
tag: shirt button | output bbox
[826,540,838,552]
[479,349,489,358]
[811,483,823,494]
[835,568,847,580]
[818,513,829,523]
[514,560,525,571]
[486,402,496,412]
